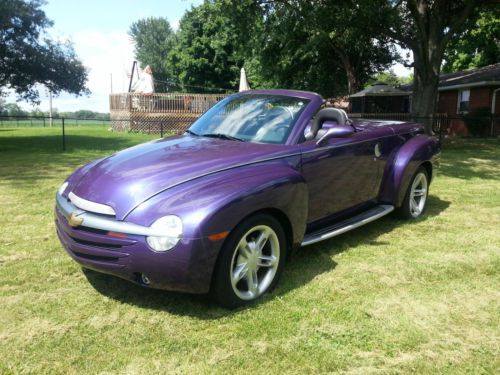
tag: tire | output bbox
[397,166,429,219]
[211,214,287,309]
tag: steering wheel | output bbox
[267,106,294,125]
[254,106,295,142]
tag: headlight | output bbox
[58,181,69,196]
[146,215,183,252]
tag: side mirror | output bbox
[316,125,354,146]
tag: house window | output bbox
[457,89,470,113]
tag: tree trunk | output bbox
[343,62,361,113]
[406,0,477,134]
[411,52,441,134]
[409,7,444,134]
[345,63,361,96]
[331,44,361,96]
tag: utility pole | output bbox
[49,90,53,127]
[110,73,113,94]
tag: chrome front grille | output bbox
[68,192,116,216]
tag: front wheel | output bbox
[211,214,286,309]
[398,167,429,219]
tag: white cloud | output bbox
[73,30,136,94]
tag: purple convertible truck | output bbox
[55,90,440,308]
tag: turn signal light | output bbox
[108,231,128,239]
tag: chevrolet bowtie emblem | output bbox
[68,213,84,227]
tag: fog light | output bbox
[140,274,151,285]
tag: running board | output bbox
[301,205,394,246]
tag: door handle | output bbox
[374,143,382,160]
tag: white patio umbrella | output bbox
[239,67,250,92]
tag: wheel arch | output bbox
[378,135,440,207]
[186,162,308,293]
[195,162,308,247]
[208,207,294,294]
[420,161,433,183]
[229,207,294,256]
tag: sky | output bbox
[9,0,411,113]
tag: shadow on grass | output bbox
[0,134,153,154]
[439,138,500,180]
[0,133,158,187]
[83,195,450,318]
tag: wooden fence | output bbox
[109,93,228,134]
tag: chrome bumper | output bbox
[56,193,169,237]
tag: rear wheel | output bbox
[398,167,429,219]
[211,214,286,308]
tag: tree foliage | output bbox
[0,102,109,119]
[253,0,398,96]
[381,0,489,131]
[249,1,348,96]
[442,7,500,73]
[0,102,28,116]
[366,70,413,88]
[0,0,89,103]
[167,1,245,92]
[129,17,175,91]
[129,0,398,96]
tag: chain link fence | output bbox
[0,116,109,129]
[1,112,498,152]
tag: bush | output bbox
[463,107,491,137]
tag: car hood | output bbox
[71,135,295,220]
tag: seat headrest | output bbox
[307,108,349,139]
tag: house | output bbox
[349,83,411,113]
[437,63,500,135]
[349,63,500,136]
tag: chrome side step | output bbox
[301,204,394,246]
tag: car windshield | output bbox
[188,94,310,144]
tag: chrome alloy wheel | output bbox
[409,172,428,217]
[229,225,280,300]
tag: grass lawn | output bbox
[0,127,498,374]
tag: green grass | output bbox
[0,128,498,374]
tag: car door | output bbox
[300,131,381,223]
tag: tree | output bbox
[129,17,175,92]
[215,0,397,97]
[251,1,349,96]
[383,0,493,132]
[366,70,413,88]
[308,0,398,95]
[1,103,28,116]
[167,2,244,92]
[442,7,500,73]
[0,0,89,103]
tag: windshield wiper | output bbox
[185,129,199,136]
[202,133,246,142]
